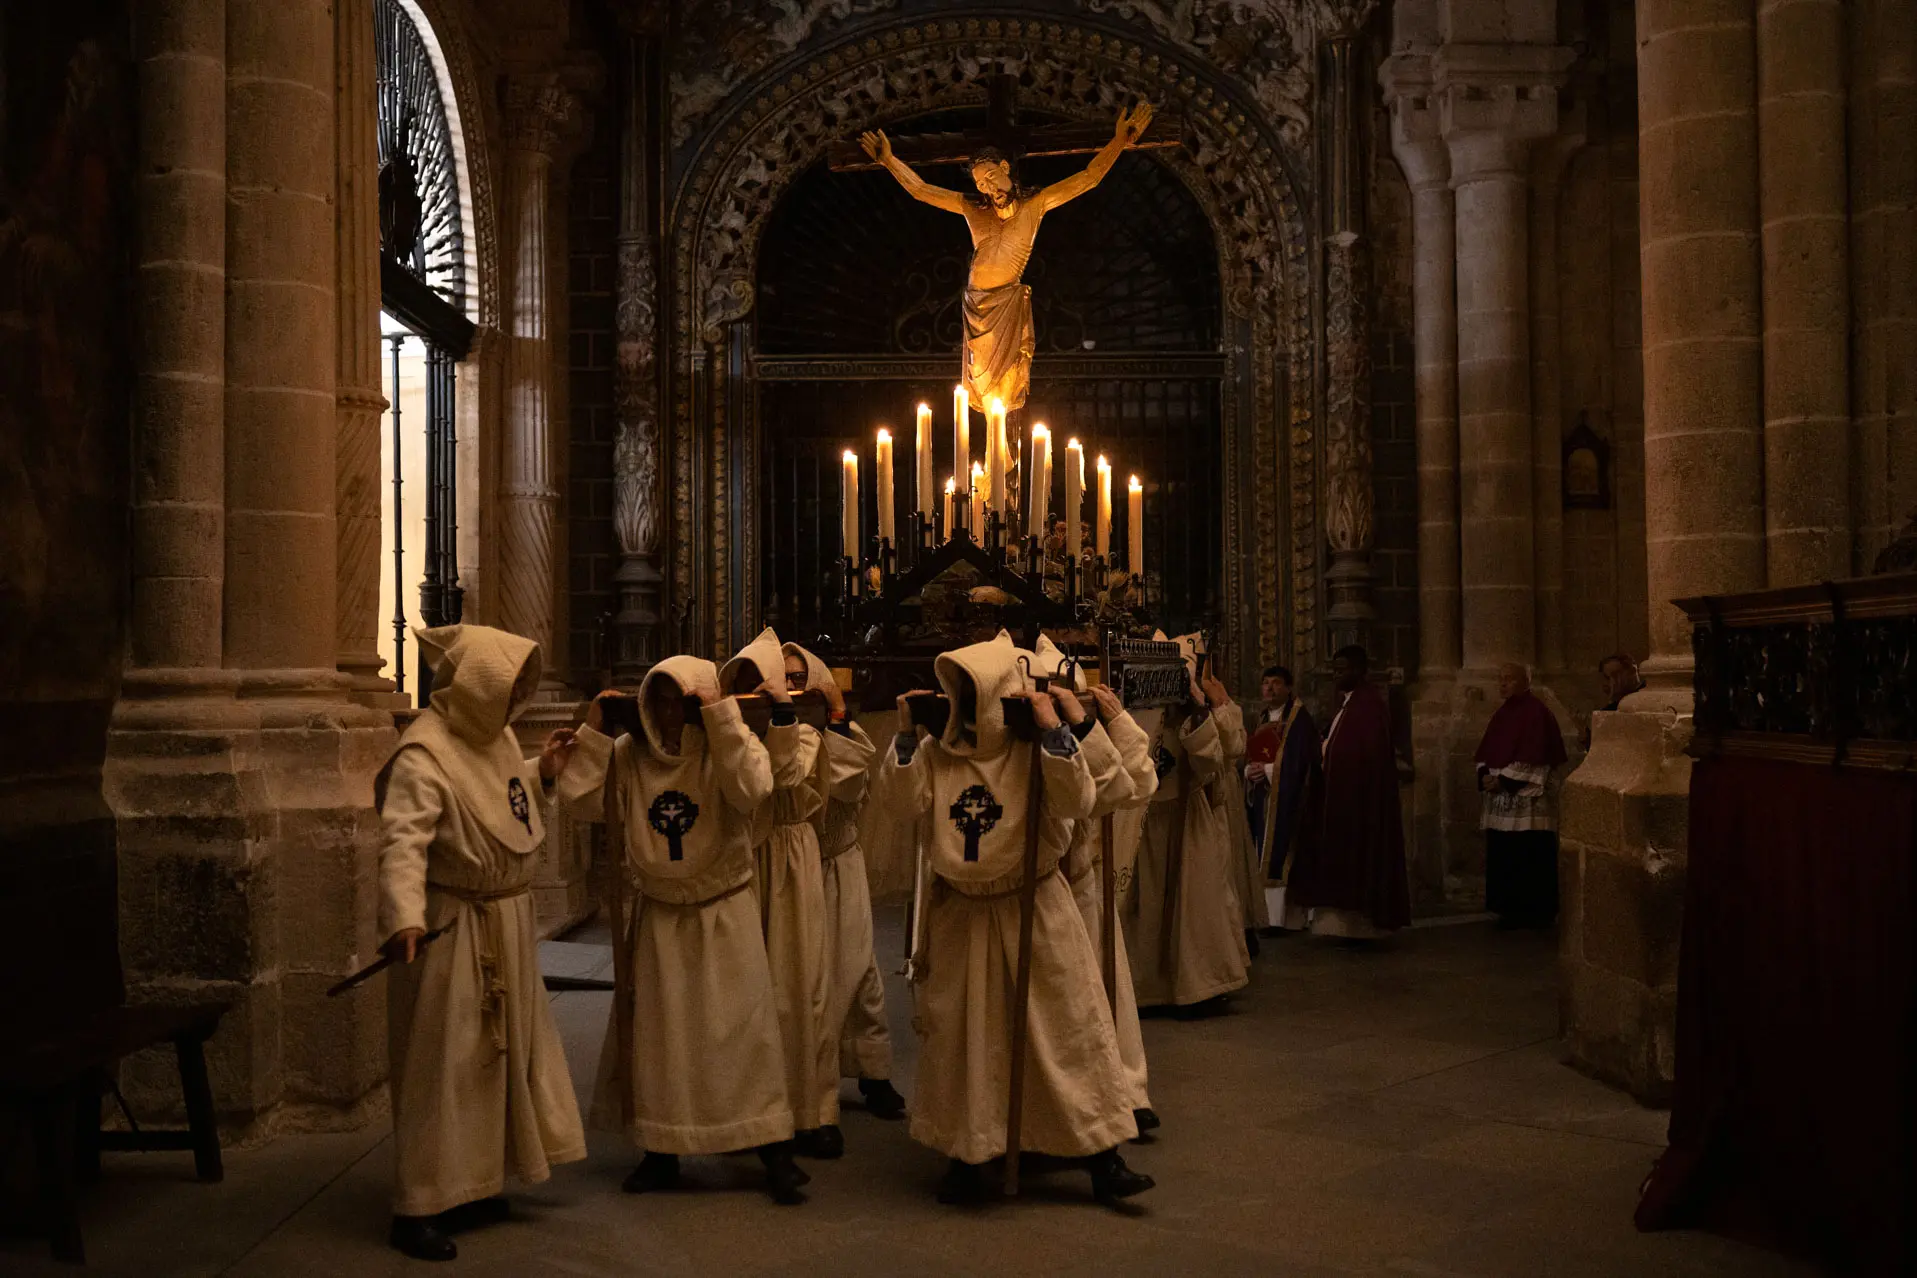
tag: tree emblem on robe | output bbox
[506,777,532,833]
[648,789,699,861]
[948,784,1004,862]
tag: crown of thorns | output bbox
[970,146,1011,168]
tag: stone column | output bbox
[1559,0,1766,1101]
[1758,0,1850,584]
[1437,45,1567,675]
[613,34,665,685]
[334,0,391,697]
[1529,126,1584,678]
[496,74,577,668]
[129,0,226,676]
[1384,55,1461,684]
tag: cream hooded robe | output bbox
[1030,635,1157,1113]
[723,628,835,1131]
[376,624,587,1218]
[876,635,1135,1163]
[1125,634,1253,1008]
[783,641,894,1091]
[558,656,794,1155]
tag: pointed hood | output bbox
[416,623,542,742]
[720,625,786,697]
[933,632,1022,758]
[638,655,720,760]
[780,640,836,695]
[380,624,545,855]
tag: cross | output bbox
[648,790,699,861]
[948,783,1004,862]
[827,72,1181,173]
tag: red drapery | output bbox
[1636,755,1916,1274]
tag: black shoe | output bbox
[795,1125,845,1159]
[858,1077,907,1120]
[758,1144,807,1205]
[389,1215,458,1262]
[1087,1148,1155,1204]
[436,1194,510,1232]
[1245,928,1262,958]
[1132,1107,1161,1135]
[621,1152,680,1194]
[936,1158,988,1205]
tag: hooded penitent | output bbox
[377,623,546,854]
[721,625,788,698]
[556,653,794,1153]
[923,633,1054,886]
[374,623,586,1219]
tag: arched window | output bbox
[375,0,473,703]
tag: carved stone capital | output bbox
[1433,42,1575,175]
[502,72,582,157]
[1381,51,1448,189]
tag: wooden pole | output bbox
[1100,812,1118,1015]
[1004,710,1046,1196]
[603,749,635,1130]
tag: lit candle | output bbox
[969,460,986,535]
[986,397,1008,516]
[1095,455,1112,561]
[915,402,933,519]
[1028,424,1051,536]
[875,428,895,548]
[1064,438,1084,565]
[1128,474,1144,576]
[953,385,970,498]
[841,450,859,563]
[943,475,956,540]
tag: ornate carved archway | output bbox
[667,15,1318,671]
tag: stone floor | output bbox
[4,918,1819,1277]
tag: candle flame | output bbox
[1129,474,1142,491]
[918,402,930,413]
[1067,437,1082,450]
[971,461,984,478]
[1032,422,1048,438]
[877,427,891,444]
[986,395,1004,415]
[1097,454,1110,470]
[945,476,956,494]
[843,450,857,463]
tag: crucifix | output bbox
[828,74,1179,414]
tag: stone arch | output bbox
[668,15,1320,668]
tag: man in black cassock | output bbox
[1244,665,1319,923]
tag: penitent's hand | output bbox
[540,727,577,780]
[759,677,792,706]
[820,675,846,716]
[1090,684,1123,722]
[897,691,930,735]
[859,129,892,164]
[384,928,425,964]
[1026,690,1063,733]
[1050,684,1087,726]
[1200,673,1230,709]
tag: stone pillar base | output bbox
[1557,690,1693,1104]
[105,673,395,1133]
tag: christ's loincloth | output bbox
[962,282,1034,412]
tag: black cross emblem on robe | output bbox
[948,784,1004,863]
[507,777,532,833]
[826,72,1181,174]
[1153,744,1176,780]
[648,790,699,861]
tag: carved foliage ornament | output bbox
[1323,232,1372,552]
[614,240,660,557]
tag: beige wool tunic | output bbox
[559,656,795,1156]
[878,636,1134,1164]
[1126,705,1253,1008]
[376,624,586,1218]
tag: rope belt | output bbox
[426,881,531,1054]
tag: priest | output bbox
[1475,663,1568,928]
[1245,665,1320,926]
[1125,637,1252,1011]
[557,657,807,1204]
[781,639,908,1124]
[1285,645,1410,939]
[875,634,1153,1206]
[376,624,586,1262]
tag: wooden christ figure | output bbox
[857,101,1155,413]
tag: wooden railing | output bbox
[1677,571,1917,769]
